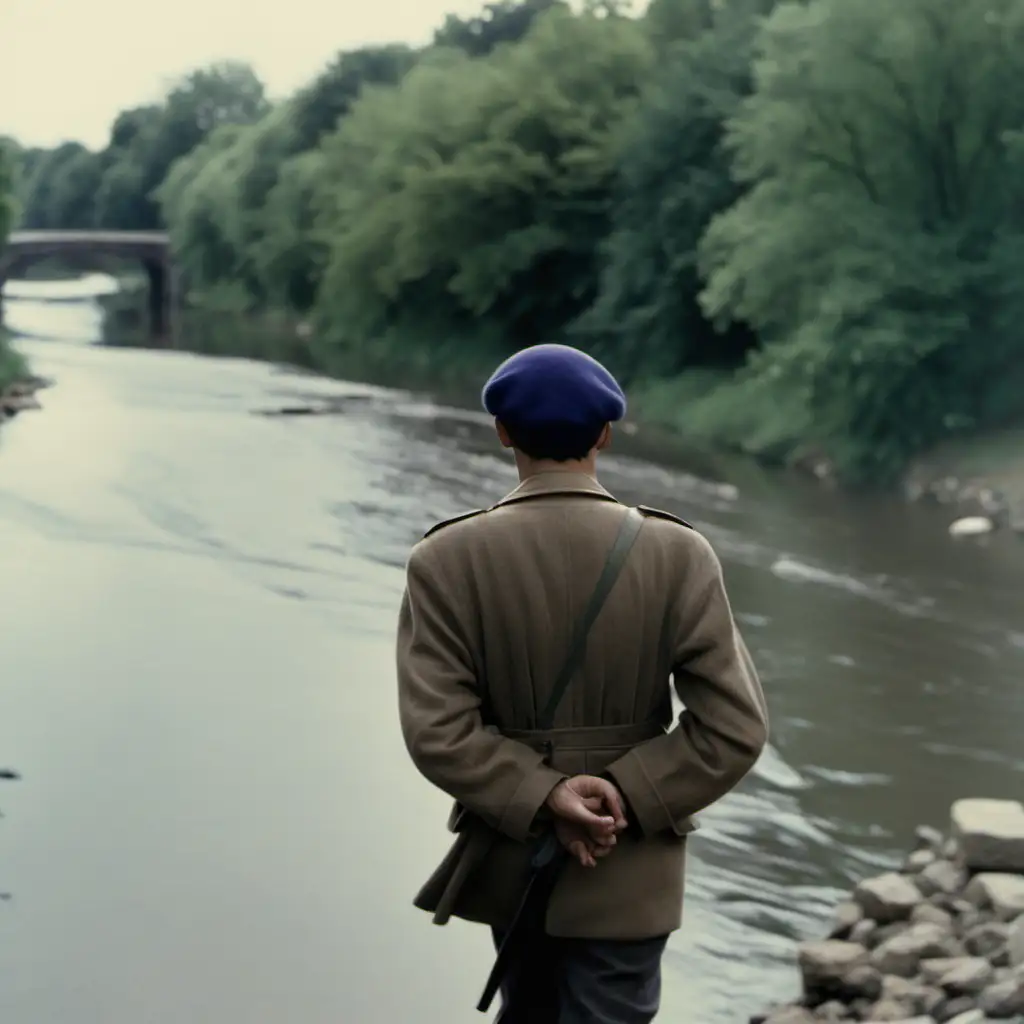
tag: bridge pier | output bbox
[143,258,178,347]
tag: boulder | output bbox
[932,993,975,1020]
[850,919,879,947]
[1008,915,1024,967]
[912,903,955,930]
[917,859,967,897]
[879,973,940,1013]
[762,1008,818,1024]
[812,1001,846,1020]
[963,921,1010,958]
[854,873,924,923]
[944,1011,986,1024]
[977,975,1024,1016]
[920,957,967,984]
[965,873,1024,921]
[798,940,869,995]
[935,956,995,994]
[904,848,937,873]
[841,964,884,1001]
[950,799,1024,872]
[861,1013,933,1024]
[829,901,865,939]
[870,923,957,977]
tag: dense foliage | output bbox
[0,139,27,389]
[11,0,1024,482]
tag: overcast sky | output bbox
[0,0,486,149]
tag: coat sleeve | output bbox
[396,543,567,843]
[605,531,768,836]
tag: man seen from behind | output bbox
[396,344,769,1023]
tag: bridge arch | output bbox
[0,231,180,347]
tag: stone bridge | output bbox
[0,231,179,346]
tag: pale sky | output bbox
[0,0,486,149]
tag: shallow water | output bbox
[2,288,1023,1023]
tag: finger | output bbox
[572,778,628,830]
[569,840,594,869]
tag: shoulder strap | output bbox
[636,505,693,529]
[536,507,645,730]
[423,508,487,538]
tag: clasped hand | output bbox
[544,776,628,869]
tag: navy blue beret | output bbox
[481,344,626,429]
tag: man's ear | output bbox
[595,423,612,452]
[495,419,514,449]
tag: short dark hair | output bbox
[502,420,606,462]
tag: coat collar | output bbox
[493,470,618,508]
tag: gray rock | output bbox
[951,799,1024,873]
[919,859,968,897]
[830,901,865,939]
[964,922,1011,958]
[990,945,1011,968]
[977,974,1024,1016]
[855,873,925,923]
[860,998,920,1020]
[921,957,972,984]
[943,1011,987,1024]
[763,1008,818,1024]
[965,873,1024,922]
[851,919,880,947]
[935,995,979,1021]
[874,921,915,947]
[799,940,869,995]
[913,903,956,929]
[880,973,941,1013]
[813,1001,846,1020]
[871,923,957,977]
[1008,914,1024,967]
[904,848,938,873]
[842,964,884,1001]
[937,957,996,994]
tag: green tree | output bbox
[18,142,102,228]
[0,142,13,242]
[158,125,249,289]
[96,62,269,230]
[699,0,1024,481]
[290,45,419,153]
[314,7,653,349]
[580,0,772,379]
[253,150,329,312]
[434,0,568,56]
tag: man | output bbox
[396,344,769,1023]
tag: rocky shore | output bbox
[753,798,1024,1023]
[0,376,47,424]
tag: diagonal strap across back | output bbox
[536,506,645,731]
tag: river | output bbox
[2,284,1023,1024]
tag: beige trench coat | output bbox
[396,470,768,940]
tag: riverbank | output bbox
[754,798,1024,1023]
[96,290,1024,531]
[0,334,43,427]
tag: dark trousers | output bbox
[491,925,668,1024]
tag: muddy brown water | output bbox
[2,290,1023,1023]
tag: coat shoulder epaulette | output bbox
[423,508,489,539]
[636,505,693,529]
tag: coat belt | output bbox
[504,719,664,751]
